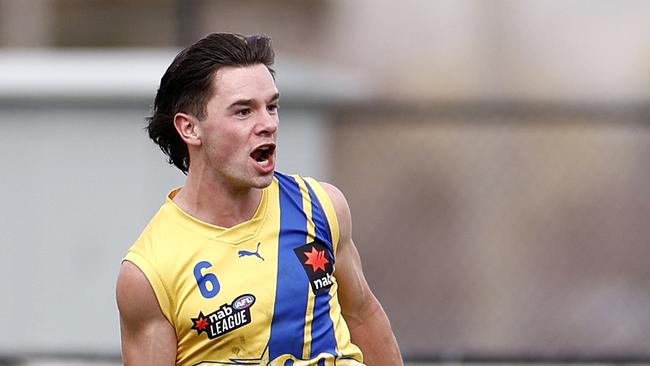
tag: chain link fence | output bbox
[329,102,650,361]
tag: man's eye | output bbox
[236,109,251,117]
[267,104,279,113]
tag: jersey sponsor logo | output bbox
[293,240,335,295]
[191,294,256,340]
[195,351,355,365]
[232,294,255,310]
[238,242,265,261]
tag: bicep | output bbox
[319,182,381,328]
[335,237,381,329]
[116,261,177,366]
[321,182,403,363]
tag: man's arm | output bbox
[116,261,177,366]
[321,182,404,366]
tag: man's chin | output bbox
[251,173,275,189]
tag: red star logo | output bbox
[304,247,330,272]
[192,313,210,332]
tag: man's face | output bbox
[197,64,279,190]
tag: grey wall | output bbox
[0,105,328,355]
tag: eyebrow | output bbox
[227,93,280,109]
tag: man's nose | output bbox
[256,110,278,135]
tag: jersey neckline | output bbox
[162,182,272,245]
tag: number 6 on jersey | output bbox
[193,261,220,298]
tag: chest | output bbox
[165,176,341,363]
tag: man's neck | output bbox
[172,171,263,229]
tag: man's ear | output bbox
[173,113,201,147]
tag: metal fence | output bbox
[328,101,650,360]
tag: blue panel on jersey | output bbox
[304,181,333,254]
[304,180,338,357]
[269,173,309,359]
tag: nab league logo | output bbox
[191,294,256,340]
[293,239,335,295]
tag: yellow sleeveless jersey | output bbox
[124,172,364,366]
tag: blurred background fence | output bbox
[1,0,649,364]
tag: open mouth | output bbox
[250,144,276,165]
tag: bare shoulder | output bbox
[318,181,344,201]
[116,261,177,364]
[318,181,352,239]
[116,261,163,324]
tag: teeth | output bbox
[252,145,273,168]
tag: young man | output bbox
[116,33,403,366]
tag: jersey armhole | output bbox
[303,177,340,252]
[122,252,175,328]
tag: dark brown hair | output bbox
[146,33,275,173]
